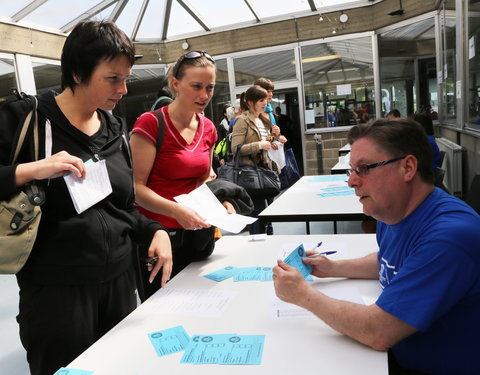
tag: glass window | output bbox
[301,36,374,129]
[233,49,296,86]
[467,0,480,130]
[113,65,166,131]
[204,58,231,127]
[0,56,17,101]
[439,9,456,122]
[33,61,61,95]
[378,17,436,119]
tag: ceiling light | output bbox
[339,12,348,23]
[300,55,342,63]
[319,15,324,22]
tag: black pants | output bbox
[138,226,215,302]
[17,268,137,375]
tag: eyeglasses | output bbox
[173,51,215,78]
[346,156,406,177]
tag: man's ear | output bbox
[403,155,418,182]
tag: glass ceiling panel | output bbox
[2,0,32,17]
[115,0,145,39]
[23,0,102,29]
[135,0,164,40]
[167,0,205,39]
[249,0,310,18]
[187,0,254,30]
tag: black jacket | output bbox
[0,91,163,285]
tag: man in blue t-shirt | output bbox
[273,118,480,375]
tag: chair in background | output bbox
[434,167,446,190]
[439,150,446,167]
[465,174,480,215]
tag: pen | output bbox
[307,251,337,258]
[309,241,323,251]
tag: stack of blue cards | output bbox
[180,334,265,365]
[148,326,265,365]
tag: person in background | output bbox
[254,77,277,125]
[273,118,480,375]
[0,20,172,375]
[130,51,235,301]
[150,76,173,110]
[231,85,286,234]
[412,113,441,169]
[387,109,401,119]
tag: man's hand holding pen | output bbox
[145,229,173,288]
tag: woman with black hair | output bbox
[0,20,171,375]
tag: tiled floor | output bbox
[0,220,365,374]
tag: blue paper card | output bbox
[308,175,347,182]
[233,267,273,282]
[53,368,93,375]
[320,186,354,192]
[317,189,354,197]
[148,326,191,357]
[203,266,238,282]
[181,334,265,365]
[283,244,312,278]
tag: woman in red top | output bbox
[130,51,234,300]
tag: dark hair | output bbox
[240,85,271,126]
[61,20,135,91]
[412,113,434,135]
[253,77,274,91]
[347,118,434,184]
[387,109,401,118]
[167,52,216,90]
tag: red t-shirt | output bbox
[131,106,217,228]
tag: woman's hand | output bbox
[173,204,210,230]
[222,201,236,214]
[146,230,173,288]
[259,140,271,150]
[209,168,217,181]
[16,151,86,186]
[278,135,287,143]
[271,125,281,137]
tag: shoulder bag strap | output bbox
[11,95,38,165]
[154,109,165,155]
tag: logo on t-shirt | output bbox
[379,257,397,288]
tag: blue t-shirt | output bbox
[376,188,480,374]
[428,135,441,169]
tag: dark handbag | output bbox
[279,148,301,190]
[218,144,281,198]
[0,95,43,274]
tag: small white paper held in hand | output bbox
[267,141,286,169]
[174,184,256,234]
[63,159,112,214]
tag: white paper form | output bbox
[271,285,365,319]
[63,159,112,214]
[137,288,237,318]
[174,183,256,233]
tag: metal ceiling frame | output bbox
[11,0,47,22]
[61,0,119,32]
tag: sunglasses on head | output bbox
[173,51,215,79]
